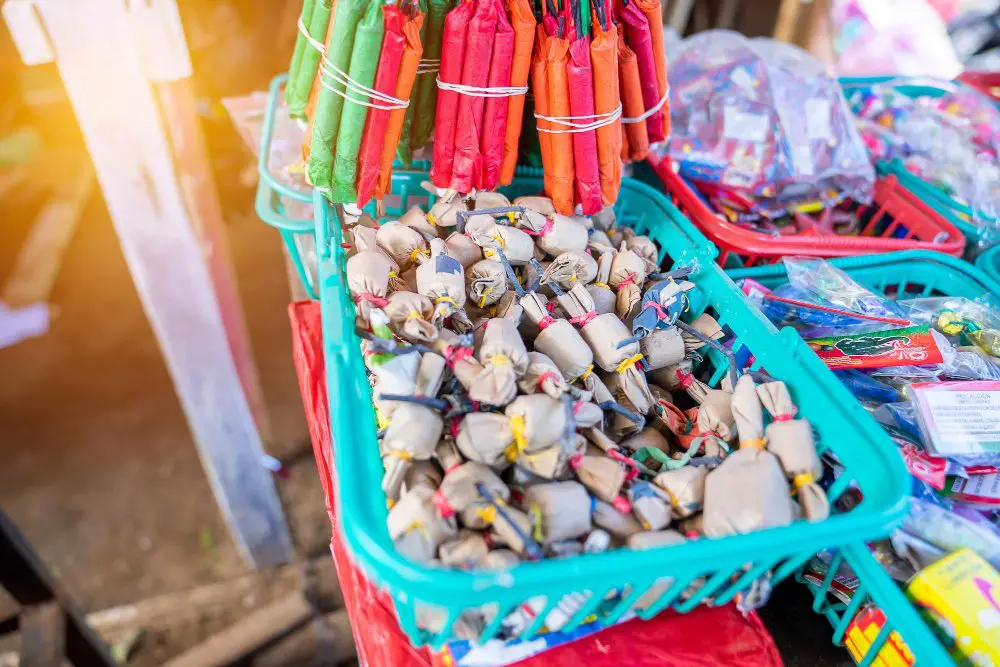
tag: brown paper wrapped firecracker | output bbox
[402,460,444,497]
[518,351,570,398]
[435,461,510,529]
[439,529,491,568]
[416,238,468,324]
[475,191,512,210]
[455,412,516,468]
[388,484,458,564]
[757,381,830,523]
[425,187,467,229]
[466,215,536,265]
[653,466,706,519]
[588,249,617,315]
[681,313,725,353]
[622,228,659,273]
[514,195,556,216]
[702,375,794,537]
[628,480,673,532]
[640,326,686,371]
[592,498,644,540]
[516,434,585,480]
[385,291,438,343]
[346,232,394,324]
[432,330,483,390]
[673,362,711,403]
[542,250,599,288]
[522,481,593,544]
[466,259,508,308]
[444,232,484,269]
[570,452,628,503]
[520,290,595,381]
[377,220,431,270]
[381,401,444,499]
[515,210,590,256]
[468,317,530,405]
[400,205,439,242]
[696,389,737,458]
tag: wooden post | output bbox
[17,0,293,568]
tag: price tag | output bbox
[911,381,1000,456]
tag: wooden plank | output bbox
[161,594,312,667]
[31,0,292,568]
[2,163,93,308]
[18,603,63,667]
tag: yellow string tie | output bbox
[426,212,438,227]
[568,271,578,283]
[386,450,414,461]
[389,270,398,278]
[616,353,644,374]
[386,498,395,510]
[435,296,458,308]
[490,234,506,249]
[574,364,594,383]
[741,438,768,451]
[491,354,512,367]
[405,520,429,539]
[376,408,390,430]
[405,310,423,322]
[793,473,815,489]
[660,486,679,509]
[475,505,497,525]
[506,212,517,225]
[529,503,544,542]
[409,247,429,264]
[592,282,610,289]
[477,292,490,308]
[504,414,528,462]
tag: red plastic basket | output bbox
[646,156,966,268]
[958,71,1000,103]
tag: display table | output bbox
[288,301,785,667]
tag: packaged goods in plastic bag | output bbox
[664,30,874,218]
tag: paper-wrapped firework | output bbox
[609,244,649,320]
[385,291,438,343]
[377,221,430,270]
[439,529,491,568]
[346,229,393,323]
[588,250,617,315]
[434,461,509,528]
[622,229,659,272]
[570,453,627,504]
[516,210,590,256]
[757,381,829,523]
[416,239,467,323]
[465,215,536,265]
[640,326,686,370]
[681,313,724,353]
[518,352,573,398]
[444,232,484,269]
[474,191,512,209]
[522,481,592,544]
[696,389,737,457]
[627,479,673,531]
[388,485,458,563]
[542,250,599,288]
[520,292,594,381]
[702,375,794,537]
[653,466,706,519]
[381,400,444,498]
[427,189,468,229]
[592,498,644,539]
[455,394,563,466]
[402,460,444,496]
[466,259,508,308]
[399,205,439,242]
[468,317,529,405]
[431,329,482,389]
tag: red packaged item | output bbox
[619,0,663,143]
[430,1,475,189]
[567,35,602,214]
[478,0,516,191]
[356,6,407,208]
[288,300,784,667]
[450,0,499,192]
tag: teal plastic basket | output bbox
[256,79,910,649]
[839,76,998,247]
[974,243,1000,290]
[729,249,1000,665]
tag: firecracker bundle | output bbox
[336,190,830,635]
[615,0,669,162]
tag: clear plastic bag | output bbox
[664,30,875,216]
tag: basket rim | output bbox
[647,156,967,258]
[312,177,912,610]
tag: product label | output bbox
[911,381,1000,456]
[722,106,769,143]
[806,98,833,140]
[845,607,915,667]
[899,443,948,490]
[805,325,943,370]
[944,473,1000,507]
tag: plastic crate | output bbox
[728,250,1000,665]
[257,87,910,652]
[839,76,999,247]
[639,156,966,269]
[975,242,1000,291]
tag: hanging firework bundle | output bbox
[429,0,534,195]
[615,0,668,161]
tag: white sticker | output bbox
[913,385,1000,456]
[805,98,832,140]
[723,106,769,143]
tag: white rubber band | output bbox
[622,89,669,125]
[319,58,410,111]
[534,105,623,134]
[297,17,326,54]
[435,76,529,98]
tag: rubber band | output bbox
[436,76,529,98]
[793,473,815,489]
[319,56,410,111]
[297,17,326,54]
[622,89,669,125]
[774,412,797,422]
[535,105,623,134]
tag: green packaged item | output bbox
[307,0,369,191]
[288,0,333,117]
[285,0,316,109]
[409,0,452,152]
[330,0,385,203]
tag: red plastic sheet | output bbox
[287,300,786,667]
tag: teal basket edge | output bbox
[728,249,1000,665]
[839,76,999,245]
[975,242,1000,287]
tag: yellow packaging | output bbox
[906,549,1000,665]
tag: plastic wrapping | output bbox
[664,30,874,216]
[288,300,783,667]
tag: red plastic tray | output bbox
[646,155,966,268]
[959,71,1000,103]
[286,300,785,667]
